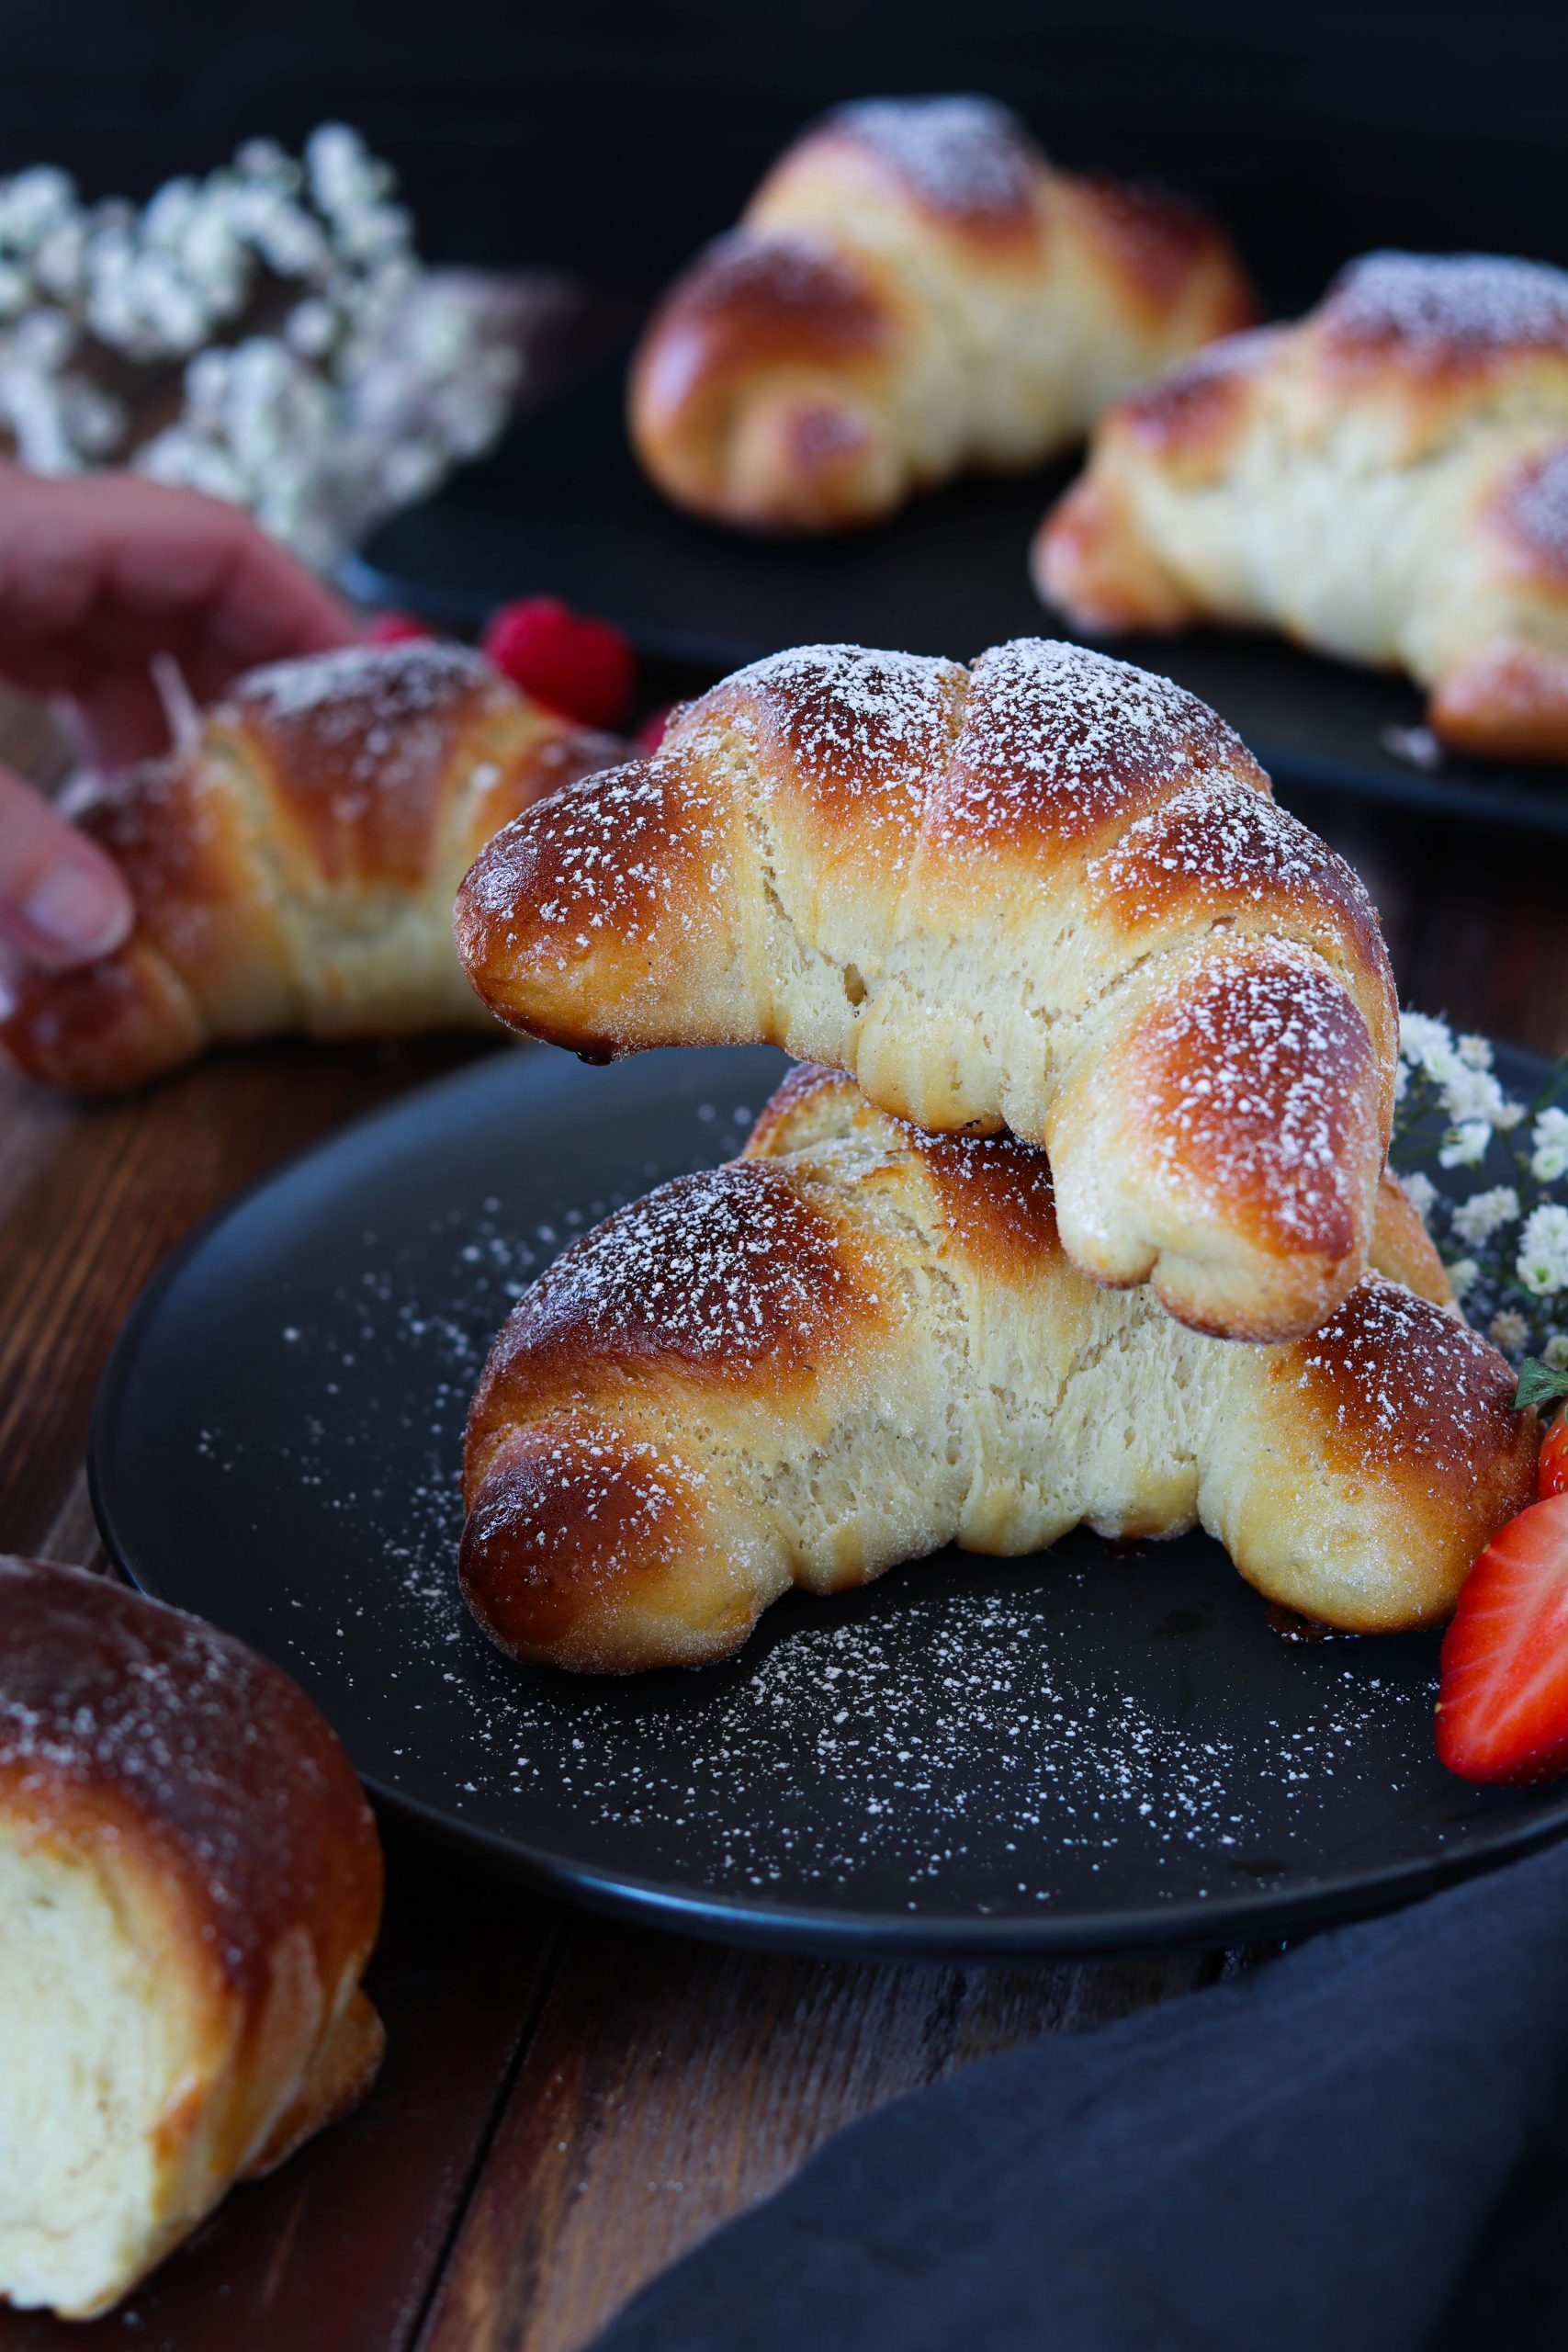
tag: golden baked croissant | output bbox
[1035,251,1568,762]
[0,641,623,1094]
[459,1065,1535,1675]
[0,1557,383,2320]
[629,95,1256,532]
[457,637,1398,1344]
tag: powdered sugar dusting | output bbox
[1295,1275,1516,1474]
[0,1558,362,1973]
[831,96,1037,222]
[164,1063,1510,1926]
[236,639,492,728]
[1090,778,1369,923]
[717,642,961,827]
[511,1159,859,1370]
[1323,251,1568,364]
[231,640,499,844]
[1142,954,1365,1244]
[476,758,728,958]
[1496,441,1568,576]
[937,639,1259,839]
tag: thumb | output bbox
[0,763,133,970]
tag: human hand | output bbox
[0,468,353,973]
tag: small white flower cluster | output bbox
[1391,1011,1568,1366]
[0,126,522,569]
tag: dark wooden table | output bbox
[2,489,1567,2349]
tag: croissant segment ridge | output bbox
[0,641,626,1095]
[1035,251,1568,762]
[458,1068,1537,1675]
[457,635,1397,1344]
[629,94,1257,532]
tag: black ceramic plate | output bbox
[93,1038,1568,1960]
[345,355,1568,840]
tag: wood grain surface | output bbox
[0,531,1565,2348]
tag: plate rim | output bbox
[89,1036,1568,1962]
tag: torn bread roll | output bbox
[0,1558,383,2320]
[1035,251,1568,762]
[630,95,1255,531]
[1,641,623,1095]
[457,636,1398,1344]
[458,1066,1537,1673]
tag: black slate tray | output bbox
[91,1037,1568,1960]
[346,354,1568,840]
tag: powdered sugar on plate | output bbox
[155,1046,1502,1935]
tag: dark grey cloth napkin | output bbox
[591,1838,1568,2352]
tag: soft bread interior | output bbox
[0,1829,201,2320]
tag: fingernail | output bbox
[20,854,132,963]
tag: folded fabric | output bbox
[590,1837,1568,2352]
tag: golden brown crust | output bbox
[0,1558,381,2009]
[0,1558,385,2317]
[0,935,205,1093]
[1057,175,1260,330]
[1125,953,1380,1293]
[459,637,1394,1343]
[1370,1170,1453,1304]
[465,1159,879,1471]
[242,1989,386,2179]
[1486,442,1568,587]
[630,96,1256,531]
[1428,639,1568,760]
[633,231,893,399]
[1103,325,1281,469]
[219,643,548,889]
[1,643,623,1095]
[460,1070,1538,1669]
[1314,249,1568,389]
[929,636,1269,856]
[460,1421,710,1665]
[452,748,737,1057]
[1036,253,1568,762]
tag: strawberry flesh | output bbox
[1540,1408,1568,1499]
[1438,1493,1568,1783]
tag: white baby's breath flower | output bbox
[1445,1257,1480,1298]
[1439,1062,1514,1129]
[1396,1170,1438,1220]
[1450,1185,1520,1248]
[1544,1334,1568,1373]
[1399,1011,1460,1078]
[1530,1106,1568,1184]
[1517,1204,1568,1299]
[1438,1122,1492,1169]
[1457,1033,1495,1070]
[1488,1309,1530,1353]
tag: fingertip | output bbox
[8,840,134,970]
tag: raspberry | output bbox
[363,611,434,644]
[482,596,637,729]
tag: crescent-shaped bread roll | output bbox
[1035,251,1568,762]
[457,637,1398,1343]
[0,642,624,1095]
[629,95,1256,531]
[459,1067,1535,1675]
[0,1558,383,2320]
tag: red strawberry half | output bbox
[1437,1493,1568,1783]
[1540,1408,1568,1499]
